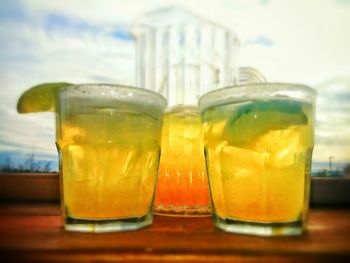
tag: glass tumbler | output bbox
[199,83,316,236]
[56,84,166,232]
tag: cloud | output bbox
[43,12,133,42]
[0,7,135,82]
[0,105,56,155]
[259,0,270,6]
[313,76,350,162]
[110,27,133,41]
[335,0,350,5]
[244,35,274,47]
[44,13,99,32]
[316,130,350,145]
[0,0,136,165]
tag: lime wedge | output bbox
[222,100,307,147]
[17,82,72,113]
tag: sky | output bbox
[0,0,349,170]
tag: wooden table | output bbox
[0,203,350,262]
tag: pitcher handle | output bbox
[239,67,267,84]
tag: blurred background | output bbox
[0,0,349,176]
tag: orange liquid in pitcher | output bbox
[154,106,210,215]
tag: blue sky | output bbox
[0,0,349,170]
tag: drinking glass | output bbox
[199,83,316,235]
[56,84,166,232]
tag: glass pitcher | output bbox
[133,7,265,216]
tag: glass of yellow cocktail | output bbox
[18,83,166,232]
[199,83,316,236]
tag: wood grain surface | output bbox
[0,203,349,262]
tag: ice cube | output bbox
[220,145,267,179]
[61,124,85,142]
[252,126,306,168]
[120,148,141,177]
[67,144,96,182]
[207,120,226,141]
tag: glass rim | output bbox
[198,82,317,112]
[59,83,167,108]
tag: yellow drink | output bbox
[56,85,165,232]
[154,106,210,215]
[17,83,166,232]
[200,84,316,235]
[57,109,160,219]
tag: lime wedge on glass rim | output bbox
[222,100,308,147]
[17,82,72,113]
